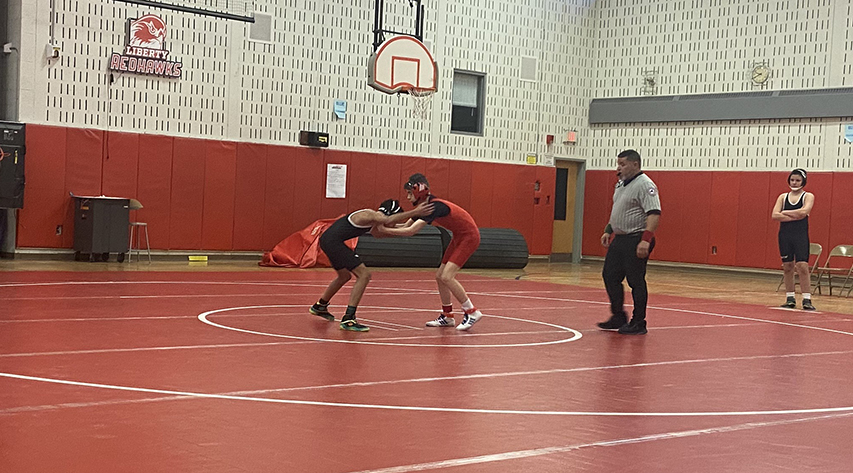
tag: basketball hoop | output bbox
[366,35,438,120]
[409,87,435,120]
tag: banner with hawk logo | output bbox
[108,14,182,78]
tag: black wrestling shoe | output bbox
[618,319,647,335]
[597,314,628,330]
[340,318,369,332]
[780,296,796,309]
[309,304,335,321]
[802,299,816,311]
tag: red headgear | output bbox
[404,174,430,203]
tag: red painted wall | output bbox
[18,125,551,254]
[582,169,851,270]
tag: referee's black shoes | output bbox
[597,313,628,330]
[617,319,647,335]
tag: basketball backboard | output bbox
[367,36,438,95]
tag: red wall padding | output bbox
[65,128,103,198]
[287,147,325,234]
[17,125,68,248]
[493,165,536,246]
[445,159,474,213]
[17,125,851,268]
[232,143,268,251]
[136,134,173,249]
[706,172,740,266]
[829,173,853,253]
[735,172,772,268]
[261,144,296,251]
[468,162,496,228]
[676,172,712,265]
[346,151,378,213]
[423,158,450,200]
[373,154,404,205]
[102,131,139,200]
[169,137,206,249]
[202,140,237,251]
[648,172,685,263]
[581,171,613,258]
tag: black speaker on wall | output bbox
[299,130,329,148]
[0,121,25,209]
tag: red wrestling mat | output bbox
[2,270,853,472]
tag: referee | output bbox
[597,149,661,335]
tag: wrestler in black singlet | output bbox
[778,192,809,263]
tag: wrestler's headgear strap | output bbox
[378,199,402,216]
[789,168,807,187]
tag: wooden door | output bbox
[551,160,578,258]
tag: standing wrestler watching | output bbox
[597,149,661,335]
[771,168,816,310]
[373,174,485,331]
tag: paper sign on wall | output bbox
[326,164,347,199]
[334,100,347,119]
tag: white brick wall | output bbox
[589,0,853,171]
[12,0,853,170]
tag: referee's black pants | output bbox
[602,233,655,322]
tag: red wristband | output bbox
[641,231,654,242]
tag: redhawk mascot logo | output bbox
[109,13,181,78]
[129,14,167,49]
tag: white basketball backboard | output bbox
[367,36,438,95]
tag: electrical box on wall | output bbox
[299,131,329,148]
[0,121,26,209]
[45,41,61,59]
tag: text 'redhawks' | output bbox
[108,14,182,78]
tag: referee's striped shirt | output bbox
[608,172,661,234]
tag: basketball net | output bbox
[409,88,435,120]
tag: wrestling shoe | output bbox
[309,303,335,321]
[426,314,455,327]
[597,313,628,330]
[456,310,481,331]
[340,318,369,332]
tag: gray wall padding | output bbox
[355,227,529,269]
[589,88,853,124]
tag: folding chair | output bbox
[776,243,822,291]
[814,245,853,296]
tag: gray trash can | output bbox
[71,194,130,262]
